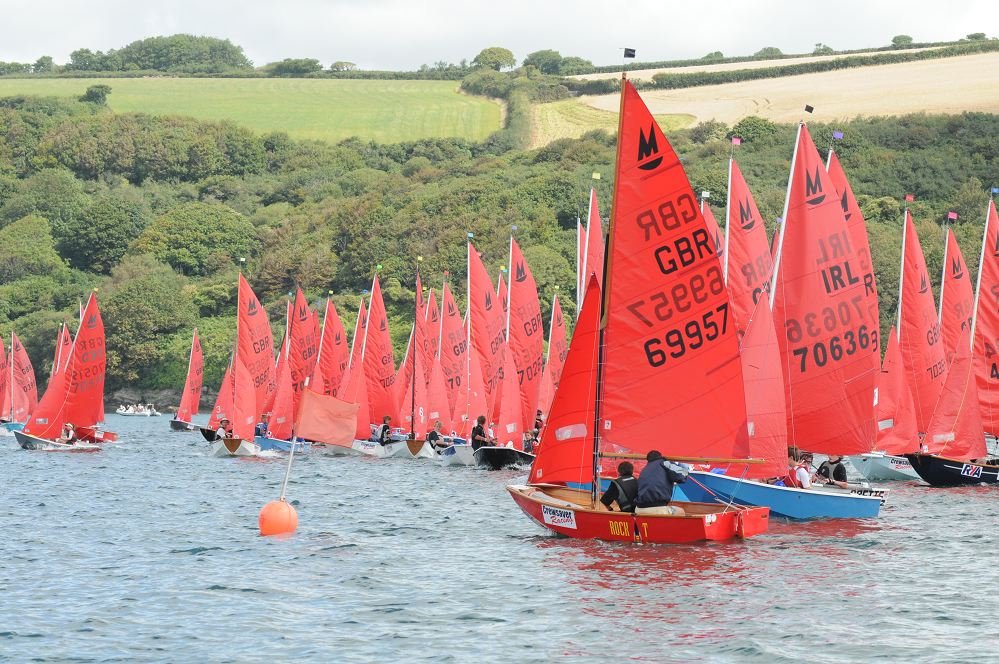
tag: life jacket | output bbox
[610,477,638,512]
[782,462,807,488]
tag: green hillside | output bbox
[0,78,503,143]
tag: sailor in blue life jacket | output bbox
[600,461,639,513]
[254,413,271,438]
[635,450,689,516]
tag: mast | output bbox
[581,192,595,302]
[768,122,805,308]
[359,273,375,364]
[938,226,951,323]
[410,263,420,440]
[591,73,627,505]
[465,238,473,431]
[970,199,995,350]
[8,331,13,421]
[722,157,734,285]
[896,206,909,342]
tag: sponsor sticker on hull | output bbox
[541,504,577,530]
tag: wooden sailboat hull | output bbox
[170,419,198,432]
[676,471,884,519]
[439,443,475,466]
[848,453,919,481]
[13,430,100,452]
[473,446,535,470]
[904,454,999,486]
[411,441,439,459]
[507,485,769,543]
[210,437,261,458]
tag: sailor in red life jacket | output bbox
[781,449,812,489]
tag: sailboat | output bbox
[170,329,203,431]
[15,292,118,451]
[208,275,275,458]
[973,199,999,440]
[680,123,886,518]
[0,331,38,435]
[507,79,770,543]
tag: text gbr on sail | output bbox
[634,192,714,275]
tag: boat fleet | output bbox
[5,77,999,544]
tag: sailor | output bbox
[216,417,232,440]
[635,450,689,516]
[58,422,78,445]
[600,462,639,513]
[427,420,447,450]
[815,454,849,488]
[254,413,271,438]
[376,415,392,446]
[781,448,812,488]
[470,415,493,451]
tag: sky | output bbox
[1,0,996,70]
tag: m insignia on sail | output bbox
[637,125,663,171]
[919,273,930,294]
[739,198,756,230]
[805,166,826,205]
[515,262,528,282]
[952,257,964,280]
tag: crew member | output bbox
[600,462,639,513]
[635,450,689,516]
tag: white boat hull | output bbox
[439,444,476,466]
[849,453,919,481]
[13,430,100,452]
[315,442,365,457]
[210,437,261,458]
[413,441,439,460]
[352,439,415,459]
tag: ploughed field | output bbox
[538,52,999,147]
[0,78,503,144]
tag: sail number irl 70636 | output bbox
[643,303,729,367]
[791,326,877,372]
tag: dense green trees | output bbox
[472,47,516,71]
[1,93,998,397]
[263,59,323,76]
[67,35,252,73]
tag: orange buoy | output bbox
[258,499,298,536]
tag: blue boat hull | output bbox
[1,421,25,434]
[675,471,882,519]
[255,437,311,453]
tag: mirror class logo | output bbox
[637,124,663,171]
[515,262,528,283]
[805,166,826,206]
[739,197,756,231]
[952,257,965,280]
[247,300,259,316]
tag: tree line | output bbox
[0,93,997,401]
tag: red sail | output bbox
[362,276,399,426]
[536,365,554,418]
[401,335,429,435]
[340,358,371,440]
[236,274,276,421]
[454,351,488,439]
[4,333,36,422]
[208,362,234,430]
[50,322,72,378]
[425,288,441,374]
[497,272,509,320]
[701,201,725,267]
[827,150,878,324]
[724,158,773,331]
[64,293,107,428]
[288,288,319,412]
[348,298,367,371]
[581,188,605,301]
[26,294,107,439]
[600,80,748,460]
[771,124,880,455]
[232,355,256,440]
[313,297,349,396]
[176,329,203,423]
[507,238,545,432]
[973,200,999,434]
[268,340,296,440]
[899,210,947,430]
[496,347,524,449]
[576,219,584,307]
[295,389,358,448]
[395,326,414,415]
[923,330,987,460]
[547,294,568,390]
[426,354,453,434]
[0,342,8,418]
[529,275,600,485]
[468,241,506,413]
[736,300,788,479]
[438,283,466,413]
[875,327,920,455]
[939,229,974,361]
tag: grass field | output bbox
[530,99,694,148]
[0,77,503,144]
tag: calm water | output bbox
[3,415,997,663]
